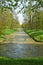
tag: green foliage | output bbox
[23,3,43,30]
[0,0,19,11]
[0,8,19,35]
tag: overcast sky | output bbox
[17,13,24,24]
[14,8,24,24]
[14,1,25,24]
[14,0,38,24]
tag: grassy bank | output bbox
[0,29,17,41]
[0,57,43,65]
[24,29,43,42]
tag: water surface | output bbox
[0,43,43,58]
[0,28,43,58]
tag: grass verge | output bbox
[0,29,17,41]
[24,29,43,42]
[3,29,16,35]
[0,57,43,65]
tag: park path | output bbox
[0,28,43,58]
[3,28,37,44]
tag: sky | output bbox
[14,0,37,24]
[14,1,25,24]
[14,8,24,24]
[13,8,24,24]
[17,13,24,24]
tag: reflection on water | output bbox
[0,43,43,58]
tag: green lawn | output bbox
[0,29,17,41]
[24,29,43,42]
[3,29,16,35]
[0,57,43,65]
[0,36,4,40]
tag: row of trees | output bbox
[0,8,20,35]
[0,0,43,31]
[22,11,43,30]
[22,0,43,30]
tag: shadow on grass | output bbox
[24,29,43,42]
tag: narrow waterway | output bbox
[0,28,43,58]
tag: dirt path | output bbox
[1,28,41,44]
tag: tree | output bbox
[22,0,43,30]
[0,8,19,35]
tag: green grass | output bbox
[3,29,16,35]
[25,29,43,42]
[0,36,4,40]
[0,29,17,41]
[0,57,43,65]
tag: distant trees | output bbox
[23,11,43,30]
[0,8,19,35]
[22,10,43,30]
[39,11,43,30]
[22,0,43,30]
[0,0,43,33]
